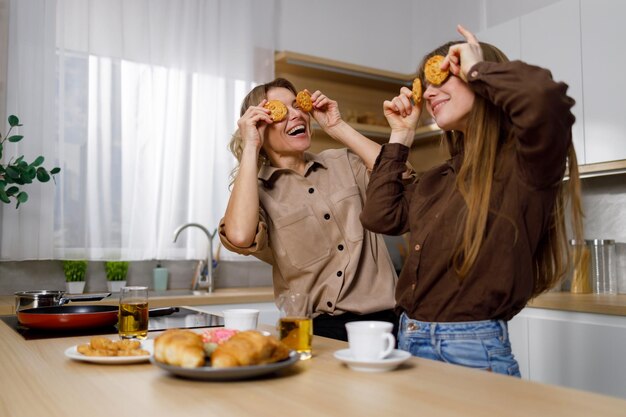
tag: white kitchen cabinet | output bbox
[509,307,626,399]
[477,17,521,61]
[194,302,279,326]
[580,0,626,164]
[479,0,626,174]
[520,0,585,164]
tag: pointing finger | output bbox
[457,24,479,44]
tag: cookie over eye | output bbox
[424,55,450,86]
[264,100,288,122]
[296,90,313,112]
[412,78,422,105]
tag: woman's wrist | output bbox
[323,119,350,142]
[388,128,415,147]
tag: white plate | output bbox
[333,348,411,372]
[150,350,300,381]
[65,339,154,364]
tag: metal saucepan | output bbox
[16,305,180,330]
[14,290,112,312]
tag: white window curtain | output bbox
[1,0,275,261]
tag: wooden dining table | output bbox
[1,307,625,417]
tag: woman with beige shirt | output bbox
[219,78,399,341]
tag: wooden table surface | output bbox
[1,309,625,417]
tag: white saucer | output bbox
[333,349,411,372]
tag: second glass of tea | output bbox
[118,286,149,340]
[277,292,313,360]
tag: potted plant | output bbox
[0,115,60,208]
[105,261,129,292]
[62,260,88,293]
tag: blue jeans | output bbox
[398,313,521,377]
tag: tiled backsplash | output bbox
[0,259,272,295]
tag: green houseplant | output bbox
[63,260,88,293]
[0,115,61,208]
[105,261,129,292]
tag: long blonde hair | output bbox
[417,42,584,296]
[227,78,298,186]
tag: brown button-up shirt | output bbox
[219,148,397,318]
[360,61,575,322]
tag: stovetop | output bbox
[0,307,223,340]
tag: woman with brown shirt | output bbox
[219,78,399,341]
[360,25,583,376]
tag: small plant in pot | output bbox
[105,261,129,292]
[63,260,88,294]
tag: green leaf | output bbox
[31,156,44,166]
[36,167,51,182]
[8,135,23,143]
[25,166,37,181]
[5,166,19,179]
[16,191,28,203]
[8,115,19,127]
[5,186,18,196]
[0,189,9,204]
[15,156,24,164]
[50,167,61,175]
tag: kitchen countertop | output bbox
[1,312,625,417]
[2,287,625,316]
[0,286,275,315]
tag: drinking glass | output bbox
[118,286,149,340]
[277,292,313,360]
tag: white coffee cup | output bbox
[222,308,259,331]
[345,321,395,361]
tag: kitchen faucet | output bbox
[173,222,217,293]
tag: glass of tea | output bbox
[277,292,313,360]
[118,286,149,340]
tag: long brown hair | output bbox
[227,78,299,185]
[417,42,584,296]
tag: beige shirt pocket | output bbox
[330,185,364,243]
[273,206,331,269]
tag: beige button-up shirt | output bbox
[219,148,397,318]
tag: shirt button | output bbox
[471,70,478,78]
[308,188,314,194]
[336,271,342,277]
[414,244,421,251]
[327,301,333,308]
[324,213,331,220]
[337,244,344,251]
[411,283,416,290]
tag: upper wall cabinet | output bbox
[480,0,626,176]
[520,0,585,164]
[580,0,626,165]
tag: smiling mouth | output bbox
[432,101,446,115]
[287,125,306,136]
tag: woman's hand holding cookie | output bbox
[385,86,420,126]
[442,25,483,82]
[237,100,274,151]
[310,90,343,132]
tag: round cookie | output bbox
[264,100,287,122]
[424,55,449,86]
[296,90,313,112]
[412,78,422,105]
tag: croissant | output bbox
[211,330,291,368]
[154,329,205,368]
